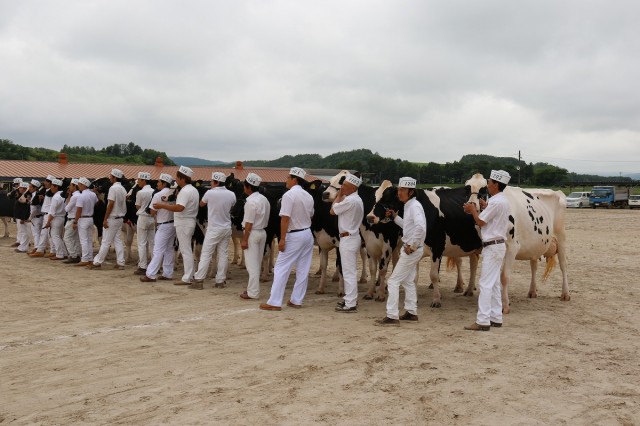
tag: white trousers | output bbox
[146,223,176,279]
[30,216,43,249]
[339,234,361,308]
[175,221,196,283]
[194,227,232,282]
[17,220,31,251]
[64,219,81,258]
[245,229,267,298]
[267,229,314,307]
[93,217,124,266]
[136,215,156,269]
[476,244,505,326]
[386,247,422,320]
[78,217,94,262]
[50,216,68,258]
[36,215,50,253]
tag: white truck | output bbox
[589,186,629,209]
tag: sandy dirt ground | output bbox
[1,208,639,425]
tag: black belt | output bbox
[113,216,124,219]
[340,231,359,238]
[33,214,44,218]
[288,227,309,234]
[482,239,505,247]
[157,220,174,226]
[81,215,92,218]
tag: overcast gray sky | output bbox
[1,0,639,175]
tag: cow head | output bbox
[366,180,400,225]
[321,170,350,202]
[464,173,487,210]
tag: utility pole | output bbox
[518,150,521,185]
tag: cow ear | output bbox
[339,176,346,185]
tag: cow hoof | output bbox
[315,290,325,295]
[528,292,537,299]
[363,295,373,300]
[430,301,442,308]
[453,288,463,293]
[375,297,386,302]
[337,292,345,297]
[560,294,571,301]
[428,283,434,289]
[463,291,474,297]
[359,278,368,284]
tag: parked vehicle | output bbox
[589,186,629,209]
[629,194,640,209]
[566,191,590,208]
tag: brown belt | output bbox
[482,238,505,247]
[340,232,358,238]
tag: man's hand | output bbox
[278,239,286,252]
[103,219,109,229]
[241,239,249,250]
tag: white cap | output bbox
[78,177,91,187]
[30,179,41,188]
[211,172,226,183]
[159,173,173,184]
[289,167,306,179]
[46,175,56,181]
[51,178,63,187]
[138,172,151,180]
[245,173,262,186]
[178,165,193,178]
[70,178,79,185]
[19,181,29,189]
[111,168,124,179]
[13,178,23,184]
[398,177,417,188]
[344,173,362,187]
[489,170,511,184]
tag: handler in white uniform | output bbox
[239,173,270,300]
[14,182,32,253]
[90,169,127,269]
[463,170,511,331]
[140,173,176,282]
[44,179,69,260]
[261,167,314,311]
[73,178,98,266]
[63,179,82,263]
[191,172,237,290]
[331,173,364,313]
[134,171,155,275]
[27,180,43,252]
[29,175,55,257]
[375,177,426,326]
[153,166,200,284]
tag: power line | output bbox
[522,153,638,163]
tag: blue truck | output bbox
[589,186,629,209]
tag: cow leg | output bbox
[556,236,570,301]
[331,269,340,282]
[336,249,345,297]
[375,249,394,302]
[452,257,465,293]
[501,254,515,314]
[364,256,378,300]
[358,246,368,283]
[429,257,443,308]
[463,253,479,297]
[1,217,9,238]
[528,259,538,298]
[315,248,330,294]
[122,223,135,264]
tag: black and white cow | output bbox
[0,189,15,238]
[466,174,569,313]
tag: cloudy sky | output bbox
[1,0,639,175]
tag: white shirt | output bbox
[135,185,154,217]
[77,190,98,217]
[201,186,236,229]
[280,184,314,231]
[151,187,174,223]
[332,192,363,235]
[175,184,199,223]
[243,192,270,230]
[107,182,127,218]
[48,192,67,218]
[394,197,427,249]
[65,190,81,218]
[41,191,52,214]
[479,191,510,242]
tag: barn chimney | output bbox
[58,152,68,164]
[155,156,164,167]
[235,161,243,170]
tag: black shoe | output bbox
[63,257,80,264]
[133,267,147,276]
[490,321,502,328]
[375,317,400,326]
[336,300,357,308]
[335,305,357,313]
[399,311,419,322]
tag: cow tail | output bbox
[542,255,556,282]
[445,256,456,272]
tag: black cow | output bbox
[0,189,16,237]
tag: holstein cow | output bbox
[0,189,14,238]
[466,174,569,312]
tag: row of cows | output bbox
[1,171,570,312]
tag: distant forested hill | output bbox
[169,157,231,166]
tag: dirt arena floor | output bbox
[1,208,639,425]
